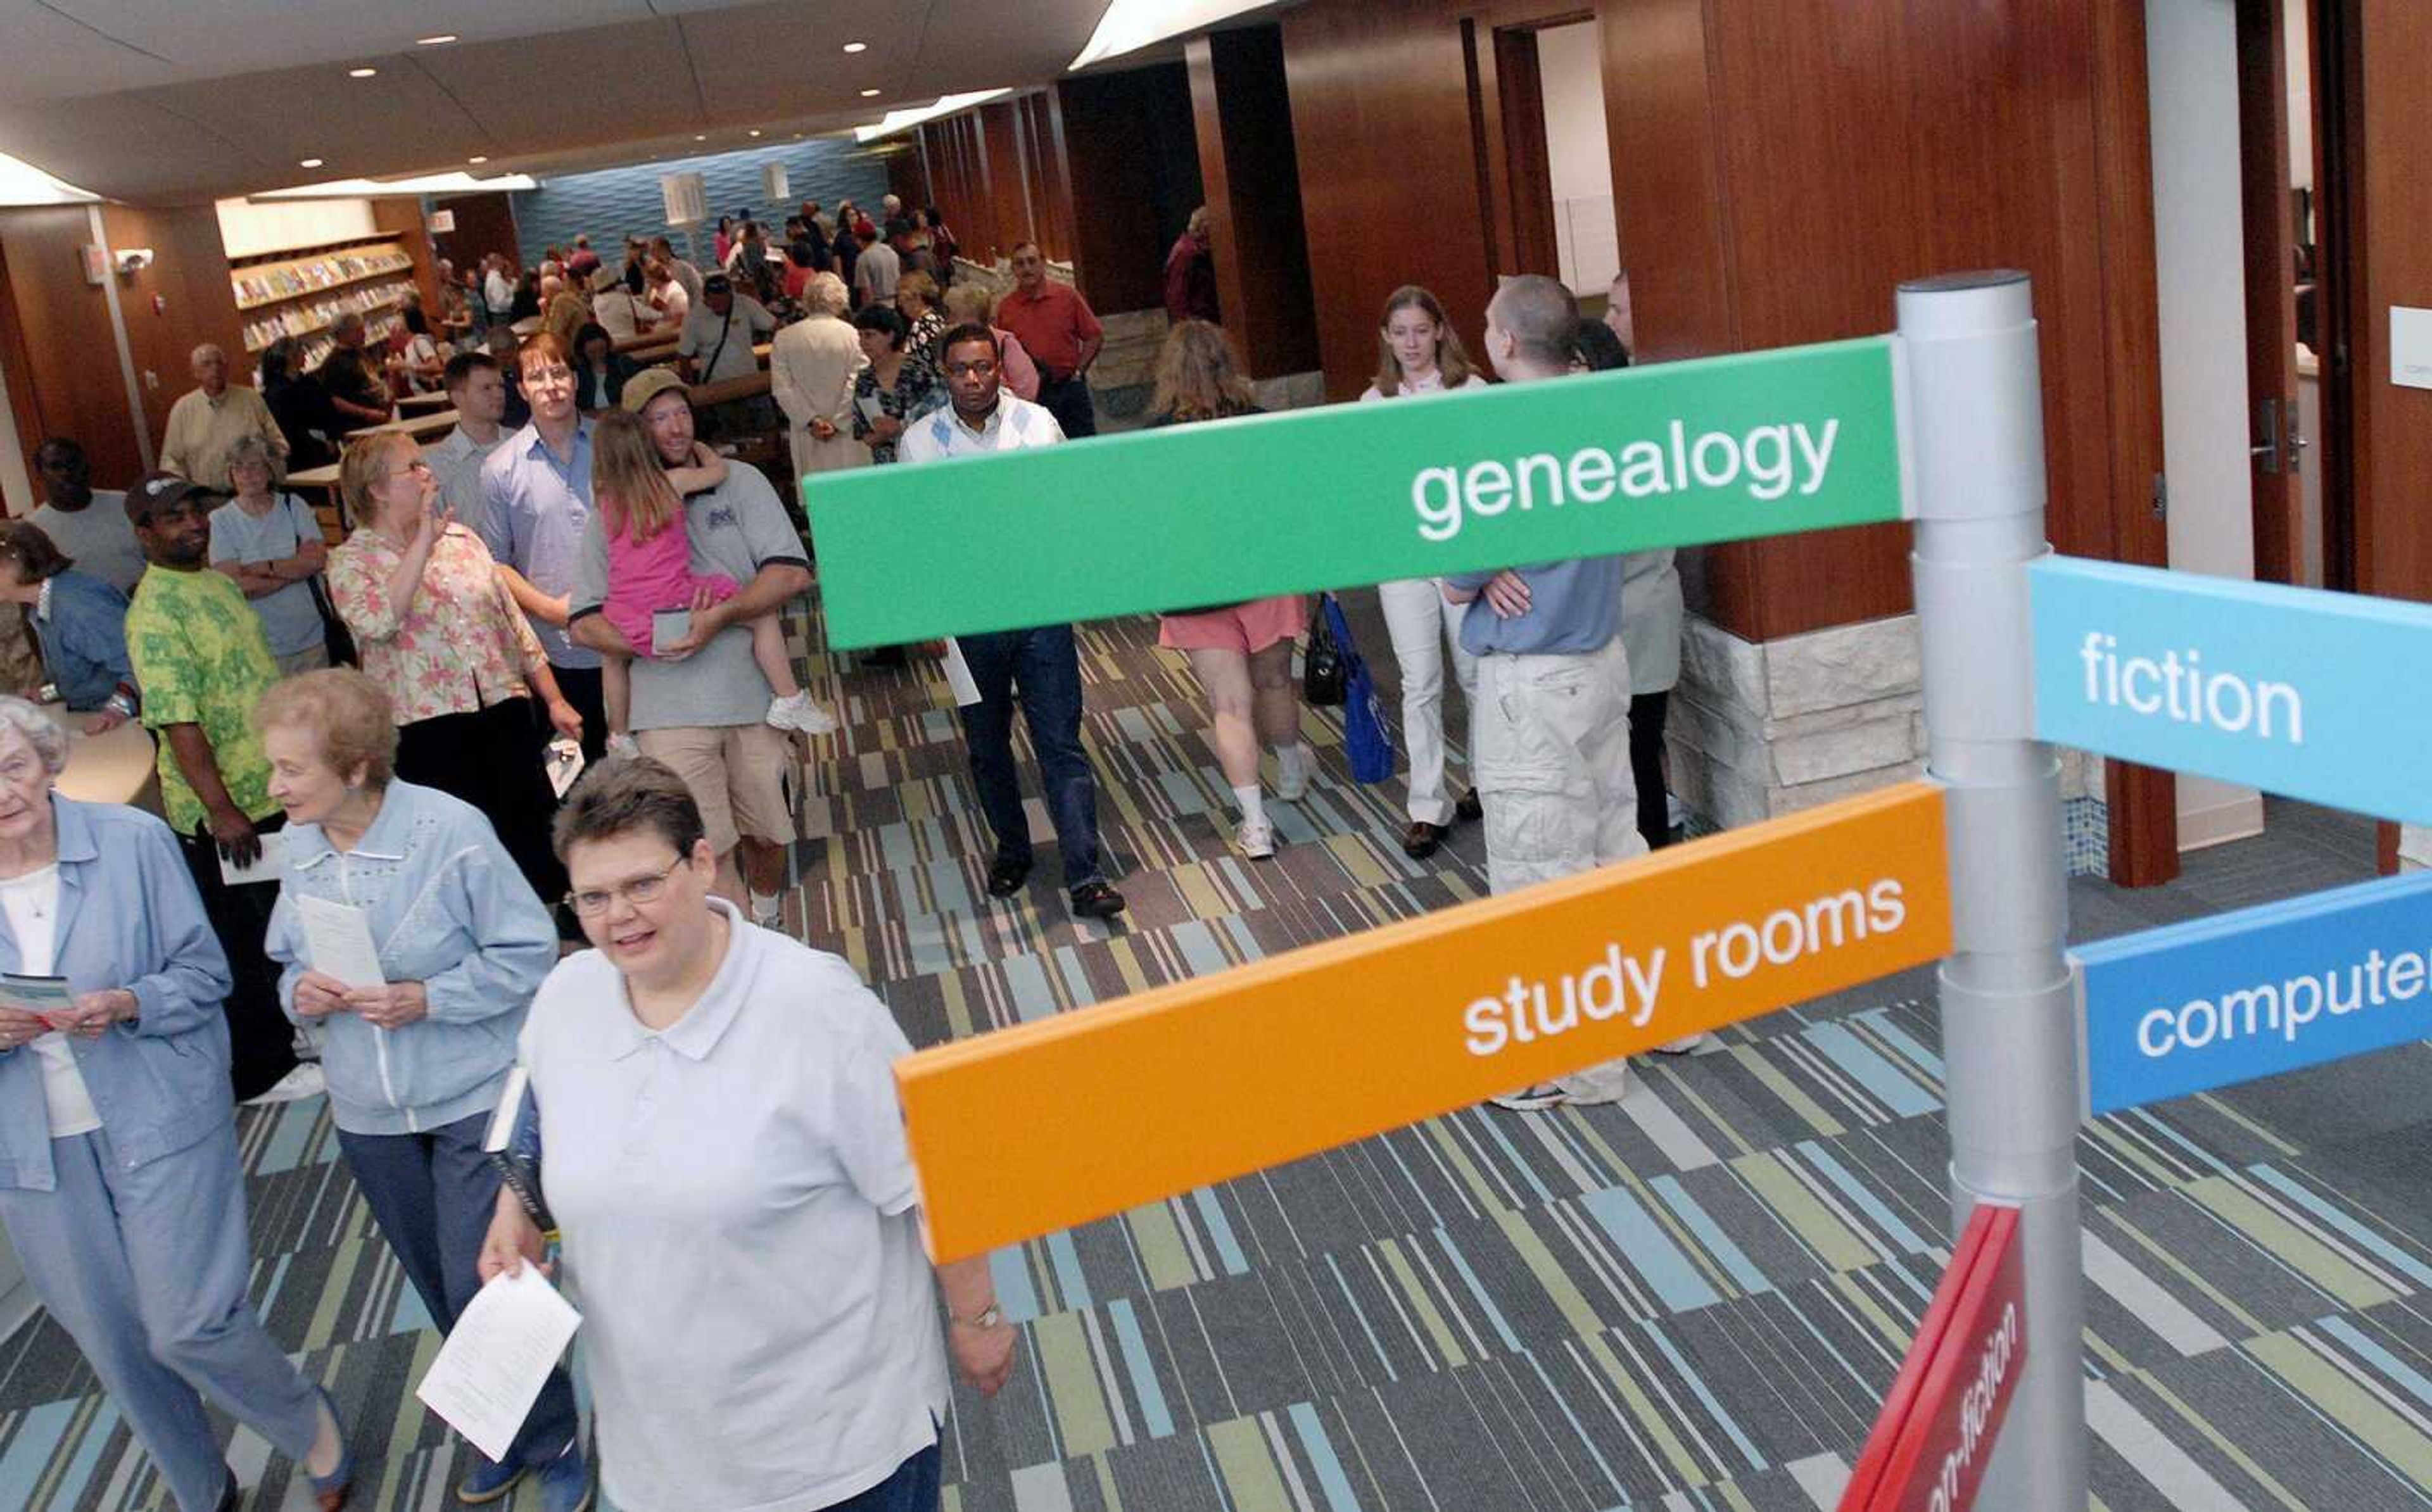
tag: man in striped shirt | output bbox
[898,324,1126,921]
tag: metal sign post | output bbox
[1899,271,2087,1509]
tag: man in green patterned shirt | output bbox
[124,472,305,1104]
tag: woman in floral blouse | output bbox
[325,430,583,912]
[849,305,937,467]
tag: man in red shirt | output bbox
[992,241,1104,438]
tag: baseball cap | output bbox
[126,470,212,526]
[621,367,691,414]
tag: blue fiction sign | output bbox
[2029,556,2432,826]
[2075,871,2432,1116]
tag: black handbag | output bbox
[308,574,357,668]
[1303,592,1346,706]
[288,494,357,668]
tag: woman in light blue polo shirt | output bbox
[0,696,353,1512]
[482,756,1016,1512]
[256,669,589,1511]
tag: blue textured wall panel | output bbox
[510,139,892,267]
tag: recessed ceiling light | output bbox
[842,41,867,53]
[694,134,707,141]
[747,129,762,137]
[416,34,459,46]
[299,158,324,168]
[860,88,882,98]
[348,66,377,79]
[467,154,489,164]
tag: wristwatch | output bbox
[953,1303,1004,1329]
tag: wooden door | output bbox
[2238,0,2305,583]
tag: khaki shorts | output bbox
[636,723,793,856]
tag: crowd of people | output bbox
[0,182,1679,1507]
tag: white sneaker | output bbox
[1274,748,1312,801]
[606,731,642,758]
[1236,817,1276,860]
[766,692,840,736]
[748,889,785,929]
[244,1062,325,1106]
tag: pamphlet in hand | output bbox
[415,1266,582,1462]
[856,393,887,425]
[939,638,982,707]
[218,828,289,887]
[0,974,79,1031]
[296,894,386,988]
[545,737,585,800]
[650,607,692,654]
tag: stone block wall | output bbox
[1669,610,2111,873]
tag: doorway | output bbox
[1465,11,1621,311]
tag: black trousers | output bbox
[1035,373,1098,439]
[550,663,609,766]
[177,812,298,1102]
[1630,690,1673,848]
[395,700,569,917]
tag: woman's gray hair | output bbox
[802,272,850,318]
[226,432,276,474]
[0,697,71,776]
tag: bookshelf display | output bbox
[229,237,419,371]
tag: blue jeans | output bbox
[821,1443,940,1511]
[956,624,1104,888]
[337,1112,581,1470]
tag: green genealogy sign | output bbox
[804,336,1906,646]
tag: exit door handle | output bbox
[2251,398,2302,475]
[2285,400,2307,473]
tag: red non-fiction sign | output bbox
[1837,1202,2026,1512]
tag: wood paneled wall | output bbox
[1058,65,1205,315]
[429,191,522,276]
[910,95,1077,271]
[2341,0,2432,607]
[1605,1,2165,643]
[0,206,144,488]
[1280,0,1497,402]
[1186,25,1320,377]
[101,202,249,463]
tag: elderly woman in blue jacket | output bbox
[256,667,590,1512]
[0,696,353,1512]
[0,520,140,733]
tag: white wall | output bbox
[2147,0,2264,849]
[214,196,381,259]
[1535,20,1620,296]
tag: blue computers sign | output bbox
[2029,557,2432,826]
[2076,871,2432,1116]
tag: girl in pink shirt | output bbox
[593,410,830,749]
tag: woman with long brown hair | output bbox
[588,406,829,749]
[1146,320,1314,859]
[1361,284,1489,858]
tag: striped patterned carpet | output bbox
[3,606,2428,1512]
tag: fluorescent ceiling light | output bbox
[467,155,489,164]
[853,89,1010,143]
[348,66,378,78]
[0,149,98,205]
[842,41,867,53]
[1071,0,1275,70]
[417,34,459,45]
[860,88,882,98]
[253,170,537,199]
[298,158,324,168]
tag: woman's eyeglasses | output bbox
[564,858,685,917]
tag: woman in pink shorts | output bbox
[1148,322,1315,859]
[592,409,829,750]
